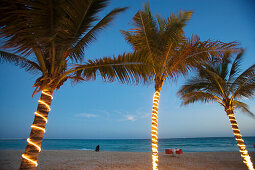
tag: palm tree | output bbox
[121,3,238,170]
[178,51,254,170]
[0,0,147,169]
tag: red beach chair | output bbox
[165,149,173,154]
[176,149,183,154]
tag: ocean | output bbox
[0,137,254,152]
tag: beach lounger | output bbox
[176,149,183,154]
[165,148,183,155]
[165,149,173,154]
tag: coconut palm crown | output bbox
[0,0,147,169]
[178,51,255,169]
[120,3,238,170]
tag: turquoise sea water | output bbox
[0,137,254,152]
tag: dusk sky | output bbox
[0,0,254,139]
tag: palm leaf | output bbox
[59,51,152,86]
[178,77,214,95]
[156,15,166,32]
[0,50,41,73]
[121,3,158,56]
[165,38,237,82]
[232,74,255,99]
[179,51,255,120]
[228,50,243,83]
[203,65,229,99]
[231,64,255,99]
[182,40,239,62]
[0,0,66,55]
[232,100,255,117]
[70,7,128,61]
[181,91,220,105]
[162,11,192,68]
[1,0,131,92]
[219,52,231,81]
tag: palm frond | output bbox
[228,50,244,83]
[232,74,255,99]
[178,50,255,119]
[0,50,41,73]
[178,59,232,106]
[178,76,216,96]
[1,0,125,62]
[70,7,128,61]
[1,0,131,92]
[180,91,220,105]
[202,66,230,100]
[162,11,192,67]
[120,3,158,54]
[165,35,199,79]
[190,40,238,61]
[231,64,255,99]
[0,0,66,55]
[61,51,152,85]
[219,52,232,81]
[156,15,165,32]
[233,100,255,117]
[165,37,237,81]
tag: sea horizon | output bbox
[1,136,254,152]
[1,135,255,140]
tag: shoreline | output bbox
[1,150,254,169]
[0,149,253,153]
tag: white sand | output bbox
[0,150,254,169]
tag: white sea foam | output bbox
[80,148,93,151]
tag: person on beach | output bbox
[95,145,100,152]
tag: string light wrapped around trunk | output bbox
[152,91,160,170]
[227,112,254,170]
[21,91,53,167]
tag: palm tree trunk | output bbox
[20,90,53,170]
[225,108,254,170]
[151,81,162,170]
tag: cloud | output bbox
[76,113,98,118]
[114,109,151,122]
[125,115,136,122]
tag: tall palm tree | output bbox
[121,3,238,170]
[0,0,147,169]
[178,51,254,170]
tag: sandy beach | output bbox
[0,150,254,170]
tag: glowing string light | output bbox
[42,91,53,99]
[27,138,41,152]
[151,91,160,170]
[227,112,254,170]
[236,138,244,142]
[22,154,38,167]
[34,112,48,123]
[31,125,46,133]
[22,91,53,167]
[38,100,51,111]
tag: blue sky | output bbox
[0,0,254,139]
